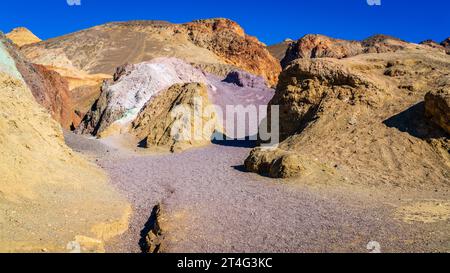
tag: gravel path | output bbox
[65,132,450,253]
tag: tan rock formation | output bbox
[0,36,130,253]
[247,45,450,188]
[281,34,412,68]
[132,82,218,152]
[6,27,41,47]
[281,34,363,67]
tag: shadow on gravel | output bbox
[212,137,258,148]
[384,102,447,139]
[139,204,162,253]
[232,165,249,173]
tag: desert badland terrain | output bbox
[0,18,449,253]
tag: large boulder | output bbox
[132,82,218,152]
[0,35,130,252]
[245,148,308,178]
[273,58,379,141]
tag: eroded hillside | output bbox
[0,35,130,253]
[246,42,450,189]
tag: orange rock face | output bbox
[183,19,281,86]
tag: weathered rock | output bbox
[20,18,281,86]
[76,58,208,137]
[184,18,281,86]
[281,34,363,67]
[425,88,450,134]
[281,34,410,68]
[42,65,111,126]
[6,27,41,47]
[132,82,218,152]
[246,45,450,186]
[273,58,378,141]
[361,34,408,53]
[245,148,307,178]
[0,34,130,252]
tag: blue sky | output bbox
[2,0,449,45]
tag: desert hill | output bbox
[246,39,450,189]
[0,34,130,252]
[20,19,281,86]
[6,27,41,47]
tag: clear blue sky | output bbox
[2,0,449,45]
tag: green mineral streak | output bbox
[0,41,23,81]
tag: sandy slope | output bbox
[0,37,130,253]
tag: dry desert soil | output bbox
[64,131,450,253]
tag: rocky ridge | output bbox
[281,34,413,68]
[246,44,450,189]
[21,18,281,86]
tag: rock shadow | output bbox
[232,165,249,173]
[383,102,447,139]
[139,204,162,253]
[212,134,258,148]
